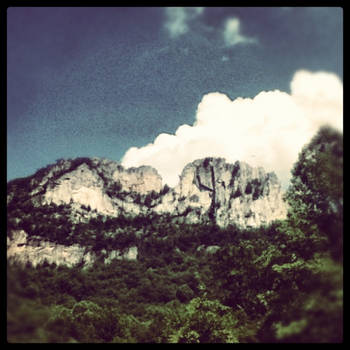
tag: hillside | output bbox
[7,126,343,343]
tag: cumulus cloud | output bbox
[164,7,204,38]
[223,17,257,47]
[121,70,343,189]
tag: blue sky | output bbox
[7,7,343,185]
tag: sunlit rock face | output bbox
[7,157,287,267]
[32,156,287,228]
[7,230,94,268]
[7,230,138,268]
[114,166,162,195]
[44,163,116,215]
[155,157,287,228]
[40,159,163,219]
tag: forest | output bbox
[7,126,343,343]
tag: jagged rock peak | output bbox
[26,157,162,192]
[114,165,163,195]
[158,157,287,228]
[23,157,160,206]
[8,156,287,228]
[7,156,288,268]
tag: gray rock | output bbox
[7,229,138,268]
[155,157,287,228]
[7,230,95,268]
[7,156,288,267]
[20,157,288,228]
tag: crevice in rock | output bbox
[208,165,216,223]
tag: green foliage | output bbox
[106,180,122,198]
[45,305,75,342]
[70,300,118,342]
[143,192,154,208]
[257,251,343,343]
[7,216,343,343]
[285,125,343,261]
[7,295,49,343]
[167,297,239,343]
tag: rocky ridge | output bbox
[7,156,288,268]
[13,156,287,228]
[155,157,287,227]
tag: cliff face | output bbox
[7,230,138,268]
[43,163,116,215]
[10,156,287,228]
[7,156,287,268]
[155,158,287,228]
[40,158,163,217]
[115,166,162,195]
[7,230,95,268]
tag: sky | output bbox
[7,7,343,188]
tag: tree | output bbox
[257,252,343,343]
[167,297,239,343]
[256,126,344,342]
[45,305,75,342]
[70,300,119,342]
[284,125,343,261]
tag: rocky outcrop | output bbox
[8,158,287,227]
[39,158,163,219]
[7,157,288,267]
[9,156,287,229]
[155,158,287,228]
[197,245,221,254]
[7,230,94,268]
[43,163,117,215]
[103,247,138,265]
[114,166,162,195]
[7,230,138,268]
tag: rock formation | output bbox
[155,157,287,228]
[7,156,288,268]
[7,230,138,268]
[43,163,116,215]
[10,156,288,228]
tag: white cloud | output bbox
[223,17,257,47]
[164,7,204,38]
[121,70,343,189]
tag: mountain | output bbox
[7,156,287,267]
[8,156,287,226]
[7,130,343,344]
